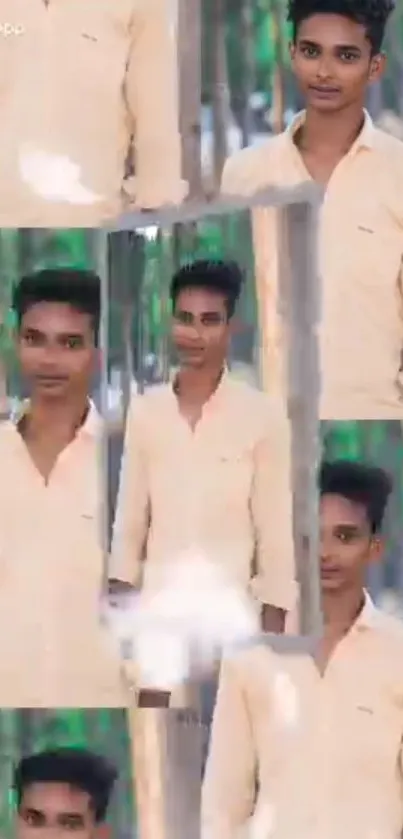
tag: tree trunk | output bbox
[211,0,231,191]
[239,0,255,147]
[177,0,203,200]
[271,0,286,134]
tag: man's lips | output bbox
[321,565,340,577]
[180,346,205,354]
[36,375,68,384]
[309,84,340,95]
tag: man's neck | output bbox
[322,586,366,641]
[175,366,224,405]
[21,395,90,442]
[298,103,366,159]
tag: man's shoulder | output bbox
[221,642,314,695]
[221,135,287,195]
[128,384,171,417]
[225,375,282,415]
[0,419,17,443]
[372,605,403,646]
[373,124,403,156]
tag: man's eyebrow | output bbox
[298,38,320,47]
[334,523,363,531]
[298,38,361,51]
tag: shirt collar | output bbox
[353,590,381,631]
[286,108,375,155]
[171,366,230,408]
[12,398,101,439]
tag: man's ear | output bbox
[95,823,110,839]
[368,535,384,565]
[369,52,386,84]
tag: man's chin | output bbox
[305,90,345,112]
[180,354,205,368]
[35,380,70,398]
[320,573,343,592]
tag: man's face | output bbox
[290,13,385,113]
[17,302,97,401]
[16,782,107,839]
[171,286,231,370]
[319,493,382,593]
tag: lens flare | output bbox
[19,147,103,204]
[106,552,260,689]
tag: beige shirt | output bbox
[222,111,403,419]
[0,403,125,707]
[0,0,185,227]
[202,596,403,839]
[110,374,297,611]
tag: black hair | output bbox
[319,459,393,533]
[14,748,117,823]
[287,0,395,54]
[170,259,244,319]
[12,268,101,345]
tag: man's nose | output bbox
[316,55,333,80]
[320,535,333,561]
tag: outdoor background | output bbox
[0,230,402,610]
[0,710,134,839]
[180,0,403,198]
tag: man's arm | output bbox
[202,656,256,839]
[124,0,187,209]
[250,397,297,633]
[109,397,150,590]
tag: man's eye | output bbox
[176,312,192,324]
[63,337,84,349]
[337,531,357,543]
[23,814,44,826]
[23,334,40,345]
[339,50,358,61]
[60,819,84,831]
[302,45,318,57]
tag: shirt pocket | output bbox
[59,9,131,95]
[356,222,403,287]
[202,443,254,516]
[348,696,403,776]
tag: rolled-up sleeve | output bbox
[123,0,187,208]
[202,655,256,839]
[109,397,150,587]
[249,398,297,612]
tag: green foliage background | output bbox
[0,711,134,839]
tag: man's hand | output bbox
[137,689,171,708]
[107,578,137,608]
[261,604,286,634]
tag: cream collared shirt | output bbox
[0,0,185,227]
[0,402,125,707]
[222,111,403,419]
[110,374,297,611]
[202,594,403,839]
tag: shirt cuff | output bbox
[249,574,298,613]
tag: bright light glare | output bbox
[106,552,260,690]
[19,147,103,204]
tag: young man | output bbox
[202,460,403,839]
[222,0,403,419]
[109,259,297,704]
[14,748,117,839]
[0,269,123,706]
[0,1,185,227]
